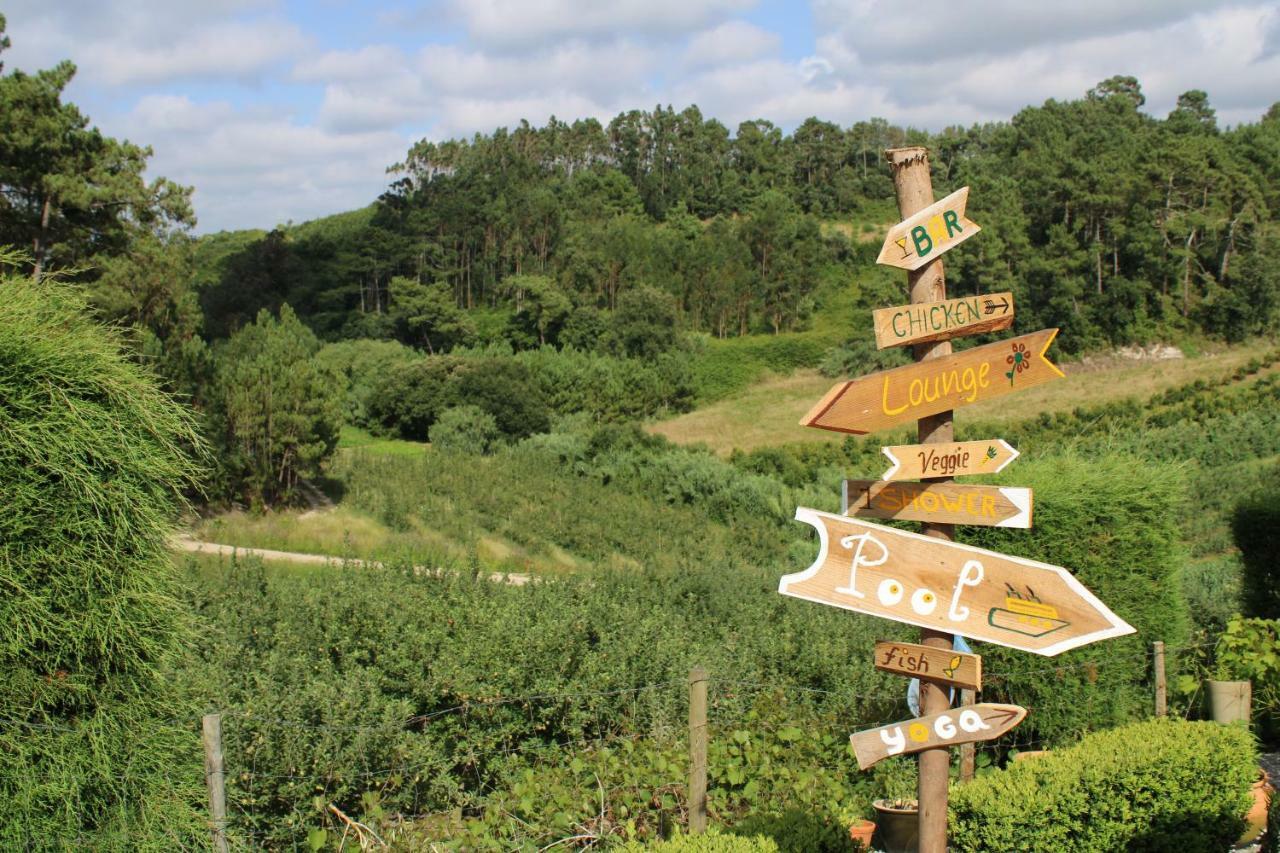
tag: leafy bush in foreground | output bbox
[949,719,1255,853]
[0,266,205,847]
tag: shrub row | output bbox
[949,719,1257,852]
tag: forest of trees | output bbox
[3,6,1280,502]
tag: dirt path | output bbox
[171,535,532,586]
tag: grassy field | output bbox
[650,339,1277,455]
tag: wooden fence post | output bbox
[886,145,954,853]
[958,689,976,783]
[202,713,230,853]
[688,666,709,834]
[1153,641,1167,717]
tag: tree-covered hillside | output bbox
[194,76,1280,354]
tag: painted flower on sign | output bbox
[1005,342,1029,385]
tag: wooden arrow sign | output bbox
[801,329,1064,436]
[779,508,1134,655]
[843,479,1032,528]
[851,703,1024,769]
[872,292,1014,349]
[874,641,982,691]
[881,439,1019,481]
[876,186,981,271]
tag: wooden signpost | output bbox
[843,479,1032,528]
[801,328,1064,435]
[875,186,981,271]
[873,640,982,691]
[872,292,1014,349]
[781,508,1134,655]
[781,147,1129,853]
[850,704,1025,770]
[880,438,1019,481]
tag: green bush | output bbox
[314,338,418,426]
[959,451,1190,743]
[949,719,1256,853]
[0,267,205,847]
[429,405,500,454]
[1234,497,1280,619]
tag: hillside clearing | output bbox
[649,339,1276,455]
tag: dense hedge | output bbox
[0,271,205,847]
[949,719,1256,852]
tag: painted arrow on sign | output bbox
[801,329,1064,435]
[850,703,1024,769]
[872,292,1014,349]
[876,186,981,271]
[779,508,1134,655]
[881,439,1020,481]
[843,479,1033,528]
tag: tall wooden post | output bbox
[202,713,230,853]
[1153,641,1167,717]
[886,146,953,853]
[688,666,709,834]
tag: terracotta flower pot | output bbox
[849,818,876,849]
[1236,770,1272,846]
[872,798,919,853]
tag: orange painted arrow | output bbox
[851,703,1025,769]
[801,329,1064,435]
[876,187,981,271]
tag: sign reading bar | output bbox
[876,186,981,272]
[872,292,1014,349]
[881,439,1019,481]
[801,329,1064,435]
[779,508,1134,656]
[851,703,1024,769]
[843,479,1032,529]
[874,641,982,691]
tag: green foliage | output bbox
[617,830,780,852]
[429,405,500,454]
[0,266,204,846]
[692,332,834,402]
[949,719,1256,853]
[389,275,475,353]
[819,335,910,378]
[1234,495,1280,619]
[960,452,1189,742]
[1213,615,1280,740]
[207,304,344,506]
[314,338,418,426]
[609,284,680,357]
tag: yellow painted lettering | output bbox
[909,379,924,407]
[978,362,990,388]
[982,496,996,517]
[882,376,909,416]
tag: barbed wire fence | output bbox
[2,637,1231,850]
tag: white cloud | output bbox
[80,19,307,85]
[125,94,407,231]
[683,20,778,68]
[293,45,406,84]
[449,0,756,48]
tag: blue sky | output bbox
[3,1,1278,233]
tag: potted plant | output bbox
[1208,617,1262,726]
[848,816,876,850]
[871,760,918,853]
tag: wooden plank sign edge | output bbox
[850,703,1025,770]
[800,328,1065,435]
[842,479,1033,529]
[779,507,1136,656]
[881,439,1020,481]
[875,186,981,271]
[872,292,1014,350]
[873,640,982,691]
